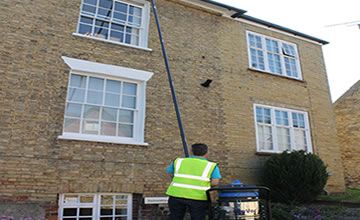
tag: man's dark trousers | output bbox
[168,196,209,220]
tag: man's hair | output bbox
[191,143,208,156]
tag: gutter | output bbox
[199,0,329,45]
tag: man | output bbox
[166,143,221,220]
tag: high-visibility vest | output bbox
[166,157,217,201]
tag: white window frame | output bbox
[59,193,133,220]
[253,104,313,153]
[74,0,151,51]
[58,56,153,146]
[246,31,303,80]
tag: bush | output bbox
[261,150,329,204]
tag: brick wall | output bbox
[0,0,345,218]
[334,81,360,188]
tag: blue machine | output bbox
[207,180,271,220]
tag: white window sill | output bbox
[248,67,304,81]
[58,133,149,146]
[256,150,312,155]
[72,33,153,52]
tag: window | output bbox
[76,0,150,48]
[59,56,153,145]
[247,31,302,80]
[254,104,312,153]
[59,193,132,220]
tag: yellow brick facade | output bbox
[0,0,345,218]
[334,81,360,188]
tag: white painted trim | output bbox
[253,103,313,153]
[72,33,153,51]
[62,56,153,82]
[174,174,210,181]
[58,133,149,146]
[172,183,211,191]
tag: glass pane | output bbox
[95,20,110,28]
[99,0,112,8]
[106,80,121,93]
[64,195,78,203]
[82,4,96,15]
[133,7,142,17]
[118,124,133,137]
[64,118,80,133]
[122,96,136,109]
[87,90,103,104]
[94,27,109,39]
[277,127,290,151]
[68,88,85,102]
[79,218,92,220]
[256,107,263,123]
[100,207,113,215]
[111,23,125,32]
[100,218,113,220]
[65,103,82,118]
[80,195,94,203]
[84,0,97,5]
[101,122,116,136]
[63,208,77,216]
[83,120,99,134]
[294,130,307,151]
[115,207,127,215]
[115,2,127,13]
[105,93,120,107]
[114,12,127,22]
[89,77,104,90]
[118,110,133,123]
[258,125,272,150]
[264,108,271,124]
[80,208,93,216]
[115,199,128,205]
[84,105,100,119]
[114,218,127,220]
[110,30,124,42]
[79,24,93,35]
[101,195,114,205]
[98,8,112,19]
[80,16,93,25]
[102,107,117,121]
[70,75,86,88]
[116,195,127,199]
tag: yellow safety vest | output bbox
[166,157,217,201]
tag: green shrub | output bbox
[261,150,329,204]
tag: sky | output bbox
[216,0,360,102]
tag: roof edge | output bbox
[334,80,360,104]
[236,15,329,45]
[199,0,247,14]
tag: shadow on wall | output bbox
[0,203,45,220]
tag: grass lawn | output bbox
[318,188,360,203]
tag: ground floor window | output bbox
[254,104,313,153]
[59,193,132,220]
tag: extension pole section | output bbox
[151,0,189,157]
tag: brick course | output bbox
[0,0,345,218]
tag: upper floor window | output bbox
[254,104,312,153]
[77,0,150,48]
[59,56,153,145]
[246,31,302,80]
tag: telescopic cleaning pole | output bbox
[151,0,189,157]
